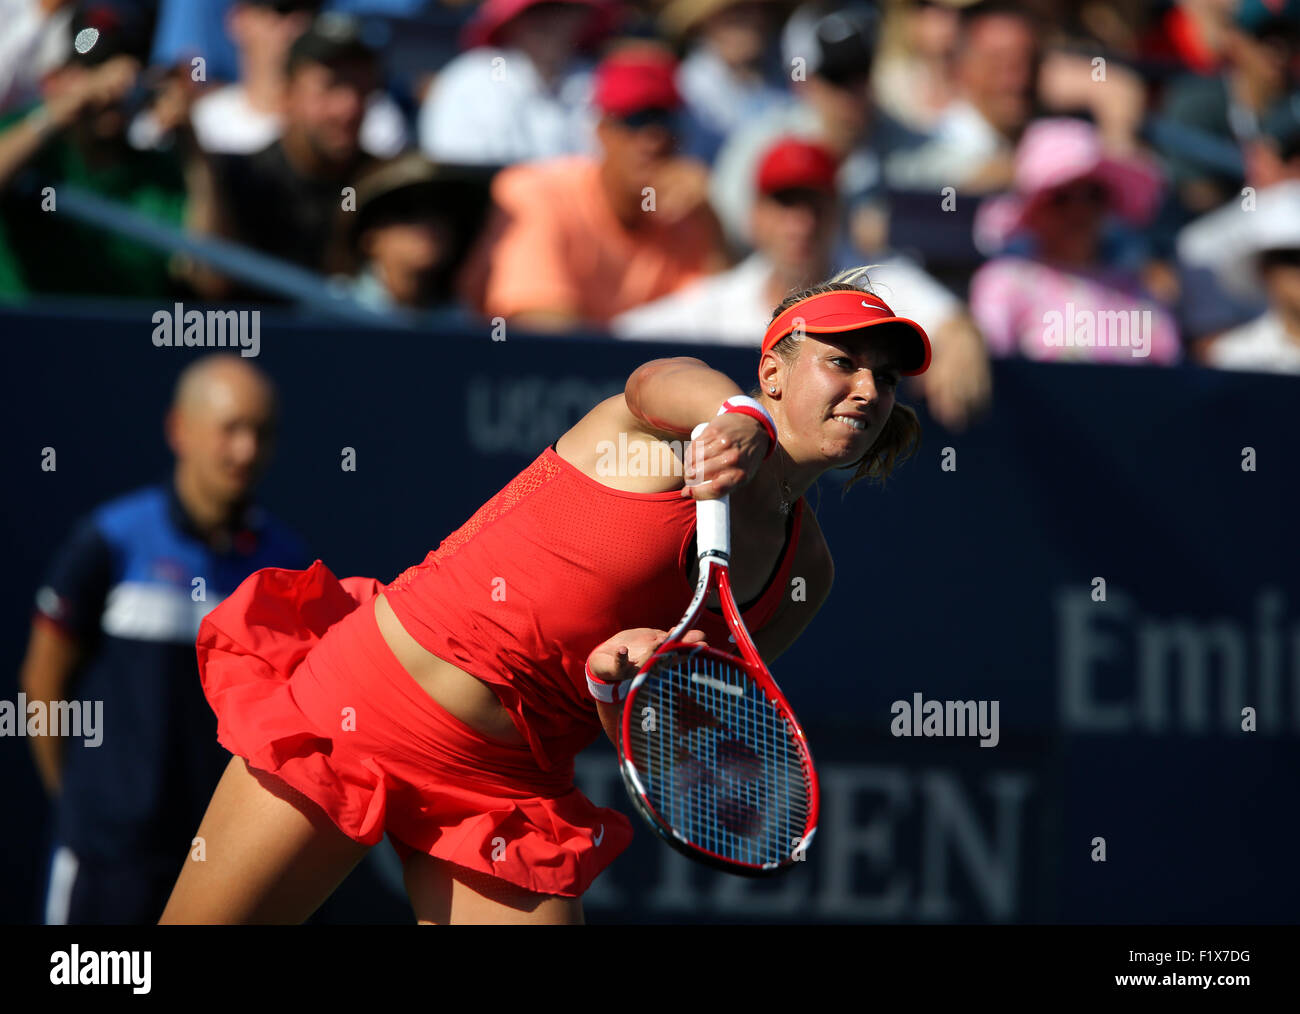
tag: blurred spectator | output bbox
[615,135,991,426]
[1249,89,1300,185]
[0,0,74,114]
[1137,0,1239,76]
[1053,0,1156,59]
[336,152,488,310]
[1202,182,1300,372]
[969,118,1181,363]
[149,0,432,85]
[152,0,247,83]
[1175,94,1300,326]
[0,5,195,300]
[203,14,382,277]
[1036,50,1149,159]
[459,45,727,329]
[418,0,616,165]
[662,0,794,163]
[19,355,310,924]
[872,0,967,132]
[1156,0,1300,214]
[712,4,930,251]
[885,1,1039,191]
[185,0,407,158]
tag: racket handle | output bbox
[690,422,730,562]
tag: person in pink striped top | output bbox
[968,118,1182,364]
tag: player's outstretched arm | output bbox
[625,358,746,437]
[625,358,772,499]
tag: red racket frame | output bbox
[617,529,821,876]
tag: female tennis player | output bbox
[159,267,929,925]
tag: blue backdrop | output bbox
[1,304,1296,923]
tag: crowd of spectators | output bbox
[2,0,1300,419]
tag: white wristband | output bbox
[585,659,631,703]
[716,396,777,458]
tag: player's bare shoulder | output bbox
[554,393,689,494]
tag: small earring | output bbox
[768,386,776,394]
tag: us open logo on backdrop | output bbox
[466,376,626,454]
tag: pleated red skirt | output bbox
[196,560,632,898]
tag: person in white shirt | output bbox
[1204,186,1300,374]
[884,2,1037,192]
[187,2,407,158]
[615,136,991,428]
[418,0,614,166]
[711,4,931,252]
[1177,102,1300,306]
[660,0,792,164]
[0,0,73,114]
[887,2,1148,193]
[871,0,968,133]
[1208,304,1300,373]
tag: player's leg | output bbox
[402,852,584,925]
[159,756,371,924]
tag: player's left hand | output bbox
[588,627,707,683]
[680,414,770,501]
[590,627,707,745]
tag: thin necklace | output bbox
[777,445,792,515]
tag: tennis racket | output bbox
[617,423,820,876]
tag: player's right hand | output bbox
[680,414,769,501]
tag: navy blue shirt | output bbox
[34,482,311,863]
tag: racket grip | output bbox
[690,423,731,560]
[696,495,730,560]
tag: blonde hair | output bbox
[764,266,921,492]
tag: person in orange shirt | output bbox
[461,45,728,330]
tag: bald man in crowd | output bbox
[19,354,310,924]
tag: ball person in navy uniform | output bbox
[18,354,310,924]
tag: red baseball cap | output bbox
[756,137,839,195]
[762,290,932,375]
[594,48,681,117]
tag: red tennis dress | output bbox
[198,443,804,897]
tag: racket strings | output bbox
[626,651,813,869]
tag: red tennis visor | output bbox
[762,290,932,375]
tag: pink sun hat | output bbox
[973,118,1165,254]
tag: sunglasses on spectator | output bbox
[1045,181,1110,208]
[614,107,677,131]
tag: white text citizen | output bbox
[49,946,150,994]
[151,303,260,357]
